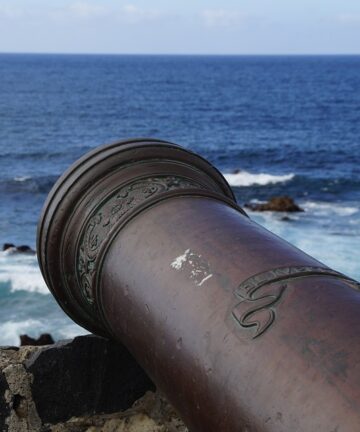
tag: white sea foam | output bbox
[0,252,48,294]
[0,318,88,346]
[0,319,44,346]
[302,201,359,217]
[14,175,31,182]
[251,209,360,280]
[223,171,295,187]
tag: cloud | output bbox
[68,2,108,19]
[338,13,360,25]
[47,2,110,22]
[0,4,24,19]
[53,2,164,23]
[46,2,164,24]
[120,4,163,24]
[201,9,246,28]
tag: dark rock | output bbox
[25,334,154,424]
[20,334,55,347]
[2,243,36,255]
[16,245,36,255]
[245,196,304,212]
[281,216,293,222]
[0,372,10,431]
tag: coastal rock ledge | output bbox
[244,196,304,212]
[0,335,187,432]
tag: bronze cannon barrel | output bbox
[38,138,360,432]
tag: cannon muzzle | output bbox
[38,138,360,432]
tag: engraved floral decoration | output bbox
[77,176,201,303]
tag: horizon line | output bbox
[1,51,360,57]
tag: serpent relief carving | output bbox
[232,266,359,339]
[77,176,201,303]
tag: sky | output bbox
[0,0,360,54]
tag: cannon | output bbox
[38,138,360,432]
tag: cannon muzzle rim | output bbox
[37,137,241,335]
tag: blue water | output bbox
[0,54,359,345]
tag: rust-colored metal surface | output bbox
[38,138,360,432]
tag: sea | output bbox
[0,54,359,346]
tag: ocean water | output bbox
[0,54,359,345]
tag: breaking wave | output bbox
[223,170,295,187]
[0,318,88,346]
[0,252,48,294]
[302,201,359,217]
[0,175,57,194]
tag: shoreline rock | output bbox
[0,335,187,432]
[2,243,36,255]
[20,334,54,347]
[244,196,304,213]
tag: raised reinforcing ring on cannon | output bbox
[37,138,246,336]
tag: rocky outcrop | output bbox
[20,334,54,347]
[245,196,304,212]
[2,244,36,255]
[0,345,42,432]
[2,243,15,251]
[45,391,187,432]
[26,335,155,424]
[0,335,186,432]
[0,361,11,432]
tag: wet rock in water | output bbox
[2,243,15,251]
[20,334,55,347]
[16,245,36,254]
[245,196,304,213]
[281,216,294,222]
[2,243,36,255]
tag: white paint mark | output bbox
[197,273,213,286]
[171,249,190,270]
[171,248,212,287]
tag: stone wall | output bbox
[0,335,187,432]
